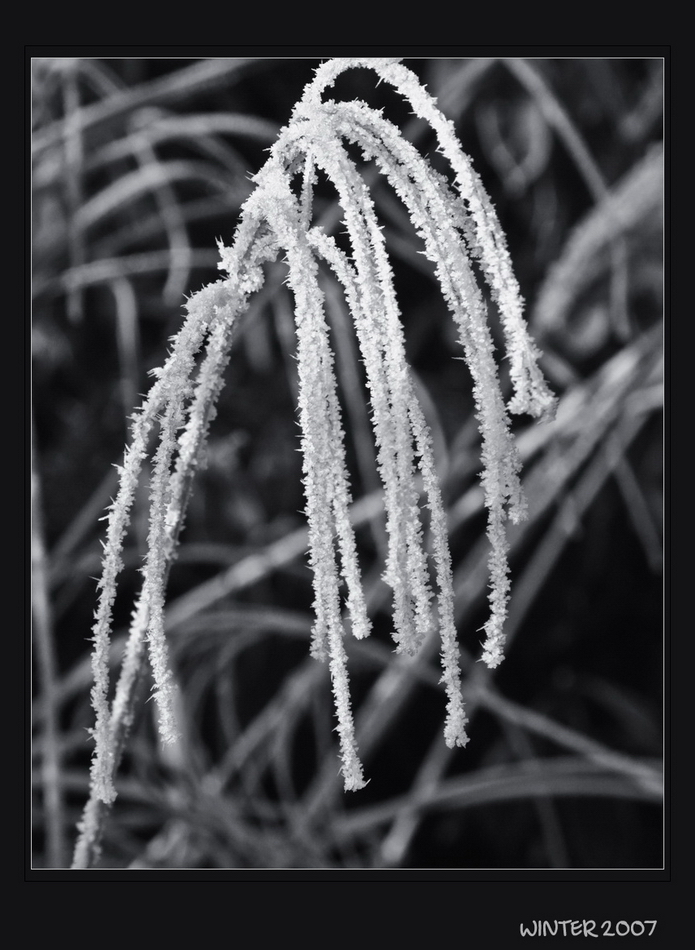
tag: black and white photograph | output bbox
[30,51,665,883]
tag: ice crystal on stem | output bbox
[75,57,555,866]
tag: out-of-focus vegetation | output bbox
[31,56,663,870]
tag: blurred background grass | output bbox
[31,55,663,870]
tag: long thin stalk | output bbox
[31,420,66,868]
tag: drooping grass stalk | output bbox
[73,58,555,867]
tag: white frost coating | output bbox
[78,58,555,846]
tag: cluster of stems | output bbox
[74,58,554,867]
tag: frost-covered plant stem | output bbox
[73,58,554,867]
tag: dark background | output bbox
[31,54,664,871]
